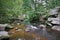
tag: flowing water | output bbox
[9,25,60,40]
[34,28,60,40]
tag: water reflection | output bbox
[34,28,60,40]
[9,24,60,40]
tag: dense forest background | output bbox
[0,0,60,24]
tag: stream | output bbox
[34,28,60,40]
[8,24,60,40]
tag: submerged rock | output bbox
[15,29,22,32]
[25,24,38,32]
[18,38,22,40]
[26,24,38,29]
[37,24,46,31]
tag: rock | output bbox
[0,31,9,39]
[15,29,22,32]
[38,24,46,28]
[26,24,38,29]
[0,24,13,31]
[48,18,53,21]
[57,13,60,18]
[46,22,52,27]
[38,24,46,30]
[0,24,8,27]
[48,18,60,25]
[51,18,60,25]
[52,26,60,31]
[6,24,13,28]
[49,9,58,15]
[0,24,8,31]
[25,27,31,32]
[17,23,20,25]
[18,38,22,40]
[15,27,22,32]
[25,24,38,32]
[30,25,38,29]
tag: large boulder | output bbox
[0,24,8,31]
[52,26,60,31]
[0,31,9,39]
[48,7,60,15]
[48,18,60,25]
[49,9,58,15]
[0,24,13,31]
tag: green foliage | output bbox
[0,0,23,23]
[0,0,60,24]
